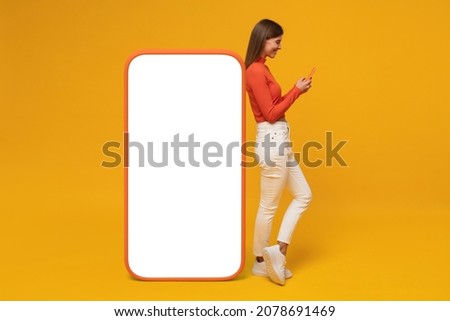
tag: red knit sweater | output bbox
[246,57,302,123]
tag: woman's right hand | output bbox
[296,77,312,93]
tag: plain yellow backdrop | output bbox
[1,0,449,299]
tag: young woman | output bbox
[245,19,313,285]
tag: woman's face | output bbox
[261,36,282,58]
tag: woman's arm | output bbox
[247,65,302,123]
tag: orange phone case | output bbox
[307,67,316,79]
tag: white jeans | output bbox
[253,121,312,256]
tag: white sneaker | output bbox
[262,245,286,285]
[252,260,292,279]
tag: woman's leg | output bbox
[253,160,288,258]
[259,158,311,285]
[277,158,312,249]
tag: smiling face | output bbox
[261,36,282,59]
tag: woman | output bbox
[245,19,313,286]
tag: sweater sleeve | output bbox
[247,65,302,123]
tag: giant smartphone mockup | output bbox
[125,51,245,280]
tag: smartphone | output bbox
[307,67,316,79]
[125,51,245,281]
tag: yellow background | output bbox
[1,0,449,299]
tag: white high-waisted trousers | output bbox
[253,120,312,256]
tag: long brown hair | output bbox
[245,19,284,69]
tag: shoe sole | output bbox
[252,269,293,279]
[251,270,268,277]
[262,249,286,286]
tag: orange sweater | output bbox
[246,57,302,123]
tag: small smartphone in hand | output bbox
[307,67,316,79]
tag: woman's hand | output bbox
[295,77,312,93]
